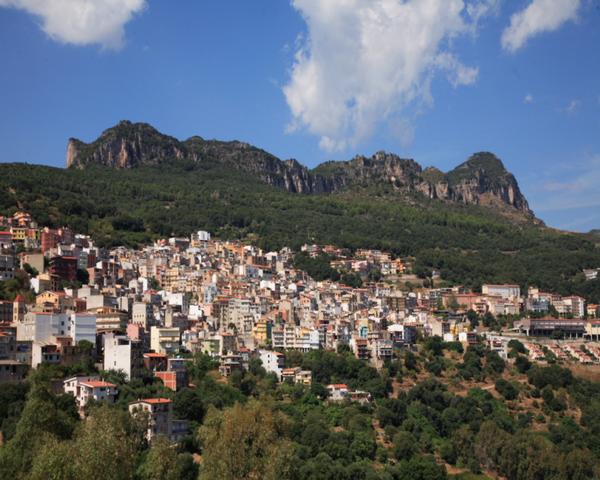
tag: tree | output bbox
[515,355,531,373]
[495,379,518,400]
[466,309,479,328]
[23,263,39,277]
[350,431,377,460]
[404,351,418,371]
[393,431,416,460]
[559,448,598,480]
[198,401,295,480]
[426,358,445,376]
[137,436,197,480]
[173,387,204,423]
[508,339,527,355]
[341,272,363,288]
[0,385,77,478]
[28,405,142,480]
[551,329,565,340]
[71,405,142,479]
[484,350,505,375]
[423,336,444,356]
[29,436,77,480]
[388,454,447,480]
[483,312,496,328]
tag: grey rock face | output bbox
[66,121,533,216]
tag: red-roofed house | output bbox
[129,398,188,442]
[63,375,118,413]
[327,384,349,401]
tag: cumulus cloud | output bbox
[0,0,146,49]
[283,0,488,152]
[501,0,581,53]
[524,93,534,103]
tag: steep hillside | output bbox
[66,121,533,217]
[2,120,599,300]
[1,159,600,302]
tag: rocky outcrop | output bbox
[66,121,533,217]
[444,152,531,214]
[66,121,188,169]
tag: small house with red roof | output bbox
[63,375,118,412]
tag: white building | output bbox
[164,292,189,314]
[69,313,96,345]
[17,312,96,346]
[482,284,521,300]
[327,384,349,401]
[271,325,320,351]
[564,296,586,319]
[584,269,599,281]
[258,350,284,380]
[103,333,143,380]
[17,312,63,342]
[197,231,211,242]
[63,375,117,412]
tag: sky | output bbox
[0,0,599,232]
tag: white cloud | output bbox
[435,52,480,87]
[283,0,488,152]
[565,99,581,114]
[535,154,600,212]
[0,0,146,49]
[389,118,415,148]
[466,0,501,31]
[524,93,534,103]
[501,0,581,53]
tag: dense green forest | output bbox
[1,339,600,479]
[1,161,600,301]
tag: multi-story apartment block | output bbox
[17,312,96,346]
[128,398,188,442]
[103,332,144,379]
[481,284,521,300]
[0,253,16,281]
[150,326,181,355]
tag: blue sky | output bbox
[0,0,599,231]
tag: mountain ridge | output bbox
[66,120,534,219]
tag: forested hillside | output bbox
[1,341,600,479]
[1,160,600,301]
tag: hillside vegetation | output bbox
[1,340,600,479]
[1,160,600,301]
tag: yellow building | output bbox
[253,318,270,345]
[586,321,600,340]
[10,227,27,242]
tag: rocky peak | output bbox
[66,120,186,169]
[64,121,534,218]
[444,152,530,213]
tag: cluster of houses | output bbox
[0,211,600,440]
[523,341,600,364]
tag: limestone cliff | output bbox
[66,121,533,217]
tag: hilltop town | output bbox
[1,210,599,393]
